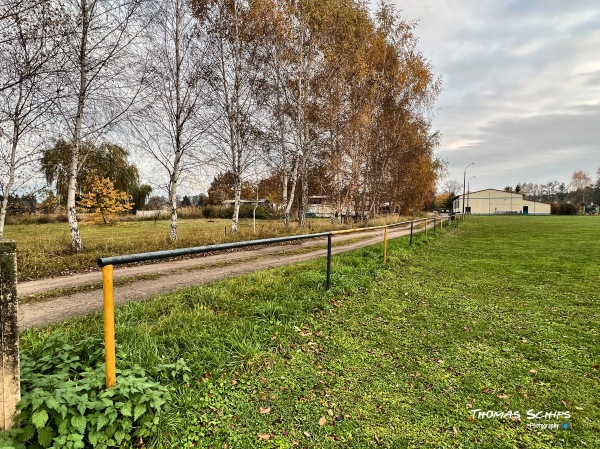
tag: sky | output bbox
[387,0,600,192]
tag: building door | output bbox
[523,205,529,214]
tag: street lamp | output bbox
[467,175,475,213]
[462,162,474,214]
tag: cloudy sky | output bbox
[388,0,600,192]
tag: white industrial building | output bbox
[453,189,551,215]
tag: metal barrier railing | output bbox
[97,214,460,387]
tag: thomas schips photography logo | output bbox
[469,409,571,430]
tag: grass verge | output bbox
[18,216,598,448]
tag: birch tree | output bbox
[255,0,329,227]
[0,0,63,237]
[56,0,144,252]
[131,0,208,241]
[202,0,260,233]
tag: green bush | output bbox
[202,204,272,220]
[0,335,171,449]
[558,202,579,215]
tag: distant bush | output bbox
[558,203,579,215]
[5,214,69,225]
[202,204,272,220]
[201,205,220,219]
[178,206,204,219]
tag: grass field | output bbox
[4,216,403,281]
[17,216,599,448]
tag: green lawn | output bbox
[17,216,599,448]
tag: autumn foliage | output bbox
[77,176,133,224]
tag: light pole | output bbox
[462,162,474,214]
[467,175,475,213]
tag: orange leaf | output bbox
[259,407,271,414]
[319,416,326,426]
[258,434,271,441]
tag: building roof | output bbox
[456,188,552,205]
[457,188,520,197]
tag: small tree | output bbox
[77,176,133,224]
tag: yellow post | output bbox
[383,227,388,263]
[102,265,117,388]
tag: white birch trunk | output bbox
[169,179,178,241]
[66,0,90,253]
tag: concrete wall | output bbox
[135,210,169,219]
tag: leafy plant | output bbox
[2,335,170,448]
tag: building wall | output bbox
[453,190,551,215]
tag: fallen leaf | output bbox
[561,399,569,407]
[575,406,584,411]
[529,369,537,374]
[498,394,509,399]
[482,388,490,393]
[258,434,271,441]
[259,407,271,414]
[231,379,238,385]
[303,431,311,438]
[327,409,334,416]
[319,416,326,426]
[453,426,458,436]
[467,417,475,421]
[466,403,472,409]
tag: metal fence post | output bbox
[326,234,332,290]
[410,221,414,246]
[102,265,117,388]
[383,227,388,263]
[0,240,19,430]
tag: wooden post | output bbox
[0,240,20,430]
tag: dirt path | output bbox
[18,226,416,330]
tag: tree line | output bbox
[0,0,442,250]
